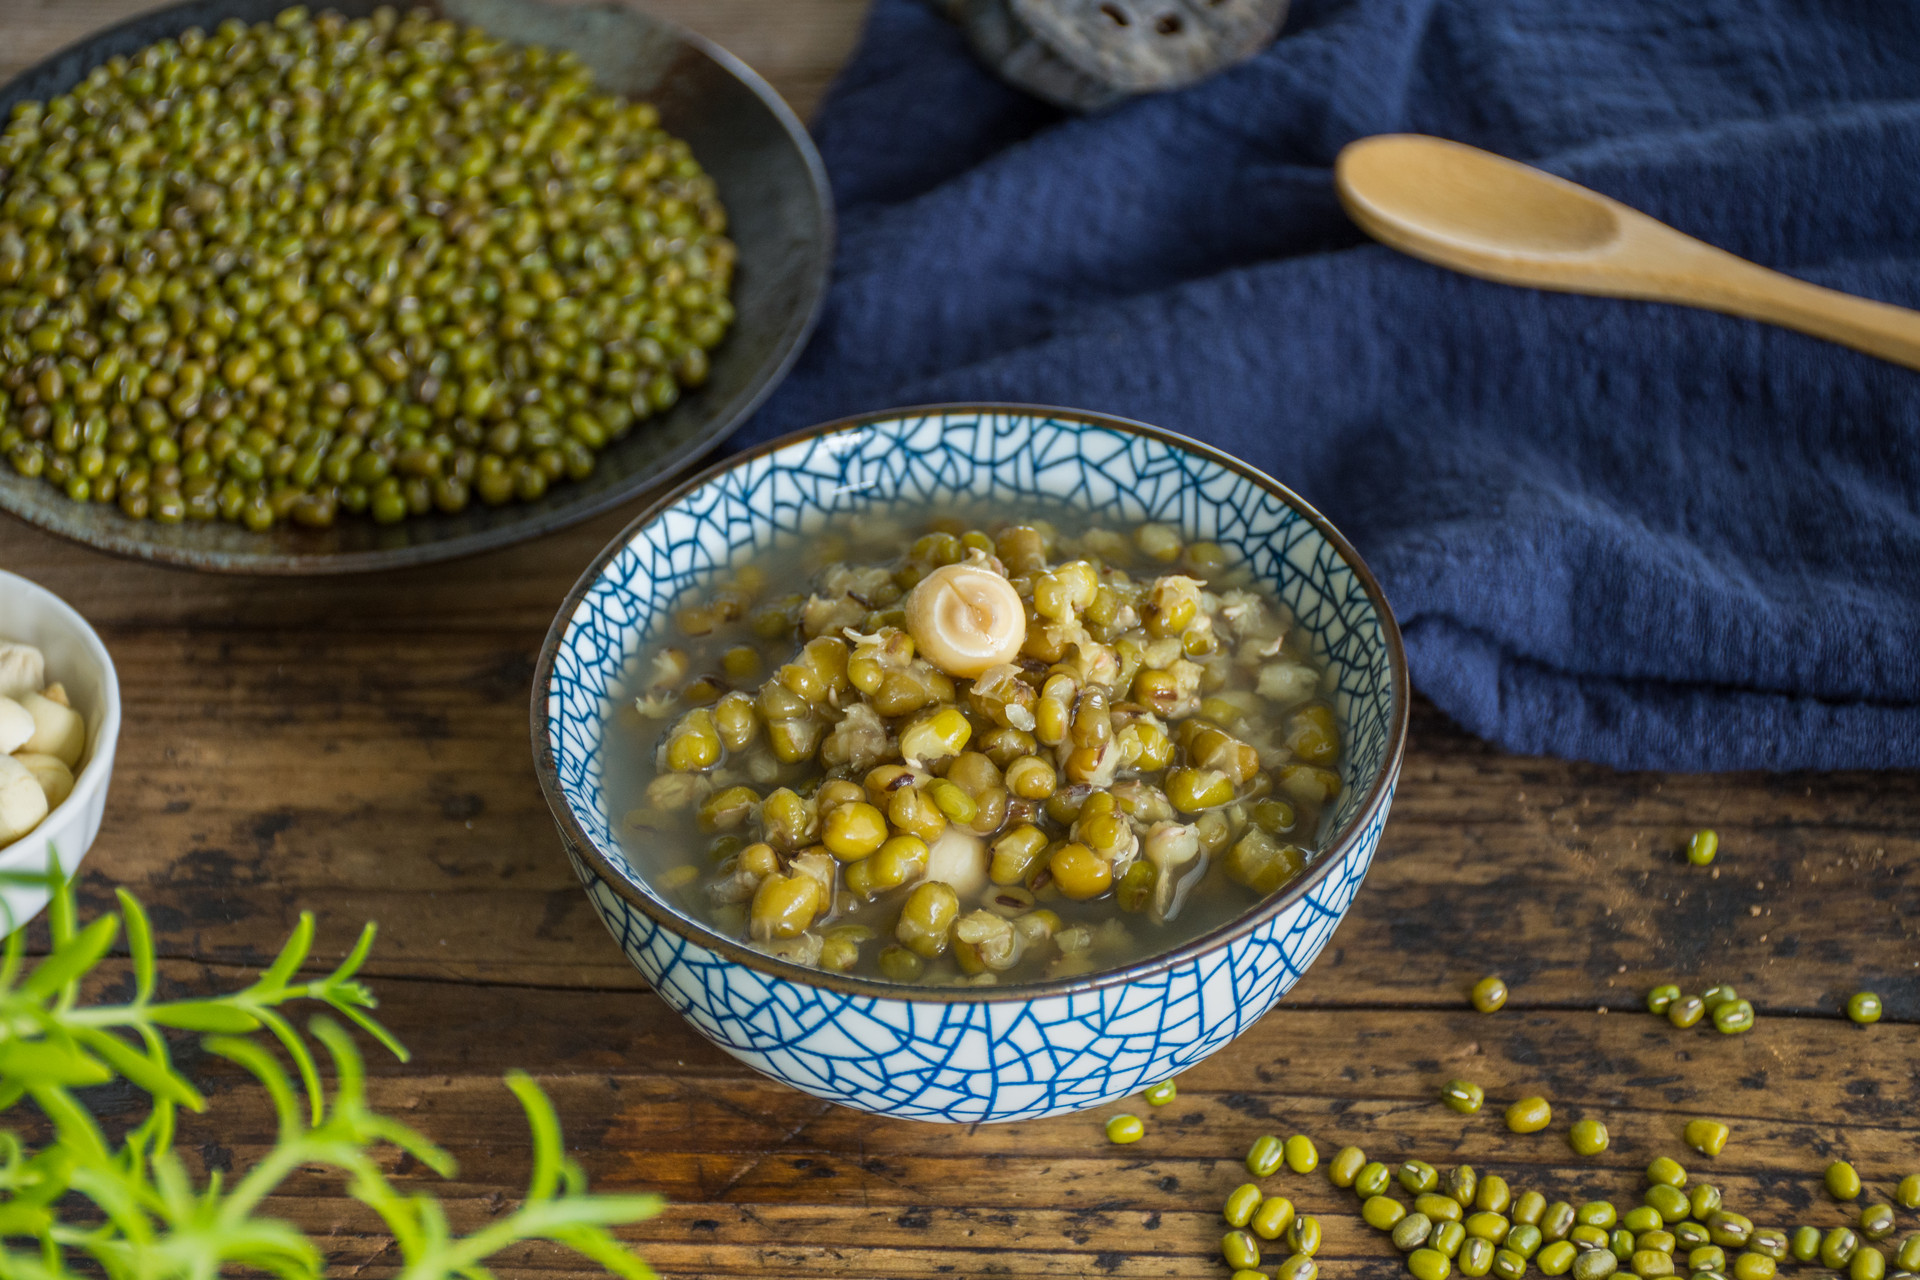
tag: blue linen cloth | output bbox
[740,0,1920,772]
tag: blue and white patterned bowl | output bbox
[532,405,1408,1124]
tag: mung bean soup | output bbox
[602,506,1344,985]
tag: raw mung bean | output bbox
[1288,1215,1323,1256]
[1732,1252,1776,1280]
[1750,1230,1787,1261]
[1358,1161,1394,1199]
[1855,1249,1888,1280]
[1570,1120,1611,1156]
[1224,1183,1263,1228]
[1477,1177,1514,1215]
[1646,984,1682,1015]
[1368,1196,1412,1232]
[1447,1166,1481,1208]
[1434,1223,1468,1259]
[1248,1135,1286,1177]
[1623,1208,1664,1236]
[1412,1248,1455,1280]
[1862,1207,1897,1241]
[1253,1196,1297,1242]
[1277,1254,1318,1280]
[1396,1214,1437,1251]
[1539,1242,1578,1276]
[1790,1229,1823,1263]
[1285,1134,1320,1174]
[1898,1176,1920,1210]
[1143,1079,1177,1106]
[1848,992,1884,1024]
[1492,1248,1529,1280]
[1329,1145,1368,1188]
[1403,1161,1441,1195]
[1461,1238,1497,1278]
[1647,1158,1689,1189]
[1473,976,1510,1013]
[1507,1097,1553,1135]
[1687,830,1718,865]
[1645,1185,1690,1225]
[1420,1194,1468,1224]
[1223,1229,1262,1270]
[1685,1120,1730,1158]
[1668,995,1706,1029]
[1105,1114,1143,1144]
[1468,1213,1513,1243]
[1830,1162,1865,1201]
[1543,1203,1576,1243]
[1896,1237,1920,1272]
[1508,1225,1545,1259]
[1689,1185,1722,1220]
[1711,999,1755,1034]
[1573,1249,1620,1280]
[1824,1228,1862,1268]
[1445,1080,1488,1114]
[1578,1203,1619,1229]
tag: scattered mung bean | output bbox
[1507,1097,1553,1135]
[1288,1215,1323,1256]
[1647,1157,1688,1189]
[1685,1119,1730,1157]
[1863,1206,1897,1241]
[1646,984,1682,1015]
[1329,1145,1368,1188]
[1224,1182,1263,1228]
[1411,1247,1454,1280]
[1829,1162,1865,1201]
[1248,1135,1286,1177]
[1461,1237,1497,1278]
[1539,1241,1578,1276]
[1223,1227,1262,1269]
[1143,1079,1177,1106]
[1285,1134,1320,1174]
[1473,975,1510,1013]
[1570,1119,1611,1156]
[1668,995,1706,1029]
[1254,1195,1298,1241]
[1848,992,1884,1025]
[1445,1080,1488,1114]
[1824,1228,1862,1268]
[1368,1196,1412,1232]
[1357,1161,1394,1198]
[1687,830,1718,865]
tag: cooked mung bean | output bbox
[615,509,1339,984]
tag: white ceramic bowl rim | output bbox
[0,568,121,874]
[531,403,1410,1003]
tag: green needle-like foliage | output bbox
[0,858,661,1279]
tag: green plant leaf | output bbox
[144,1003,264,1033]
[19,916,119,1001]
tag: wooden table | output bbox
[5,2,1918,1276]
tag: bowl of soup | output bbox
[531,404,1408,1123]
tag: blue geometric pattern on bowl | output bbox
[542,408,1403,1124]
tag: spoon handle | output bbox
[1629,226,1920,372]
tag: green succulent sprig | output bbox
[0,858,661,1280]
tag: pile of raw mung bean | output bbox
[1103,1087,1920,1280]
[0,5,732,529]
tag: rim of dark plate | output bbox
[0,0,834,574]
[530,402,1411,1003]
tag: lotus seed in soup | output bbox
[603,506,1344,985]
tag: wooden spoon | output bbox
[1334,133,1920,371]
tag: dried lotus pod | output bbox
[945,0,1289,110]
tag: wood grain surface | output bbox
[3,1,1919,1278]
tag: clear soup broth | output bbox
[602,501,1344,986]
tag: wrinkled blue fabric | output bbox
[740,0,1920,772]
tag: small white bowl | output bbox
[0,569,120,932]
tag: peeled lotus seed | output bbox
[0,697,32,755]
[13,753,73,809]
[0,644,45,701]
[0,755,49,845]
[925,825,989,897]
[18,692,84,768]
[905,564,1027,678]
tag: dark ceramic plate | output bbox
[0,0,831,573]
